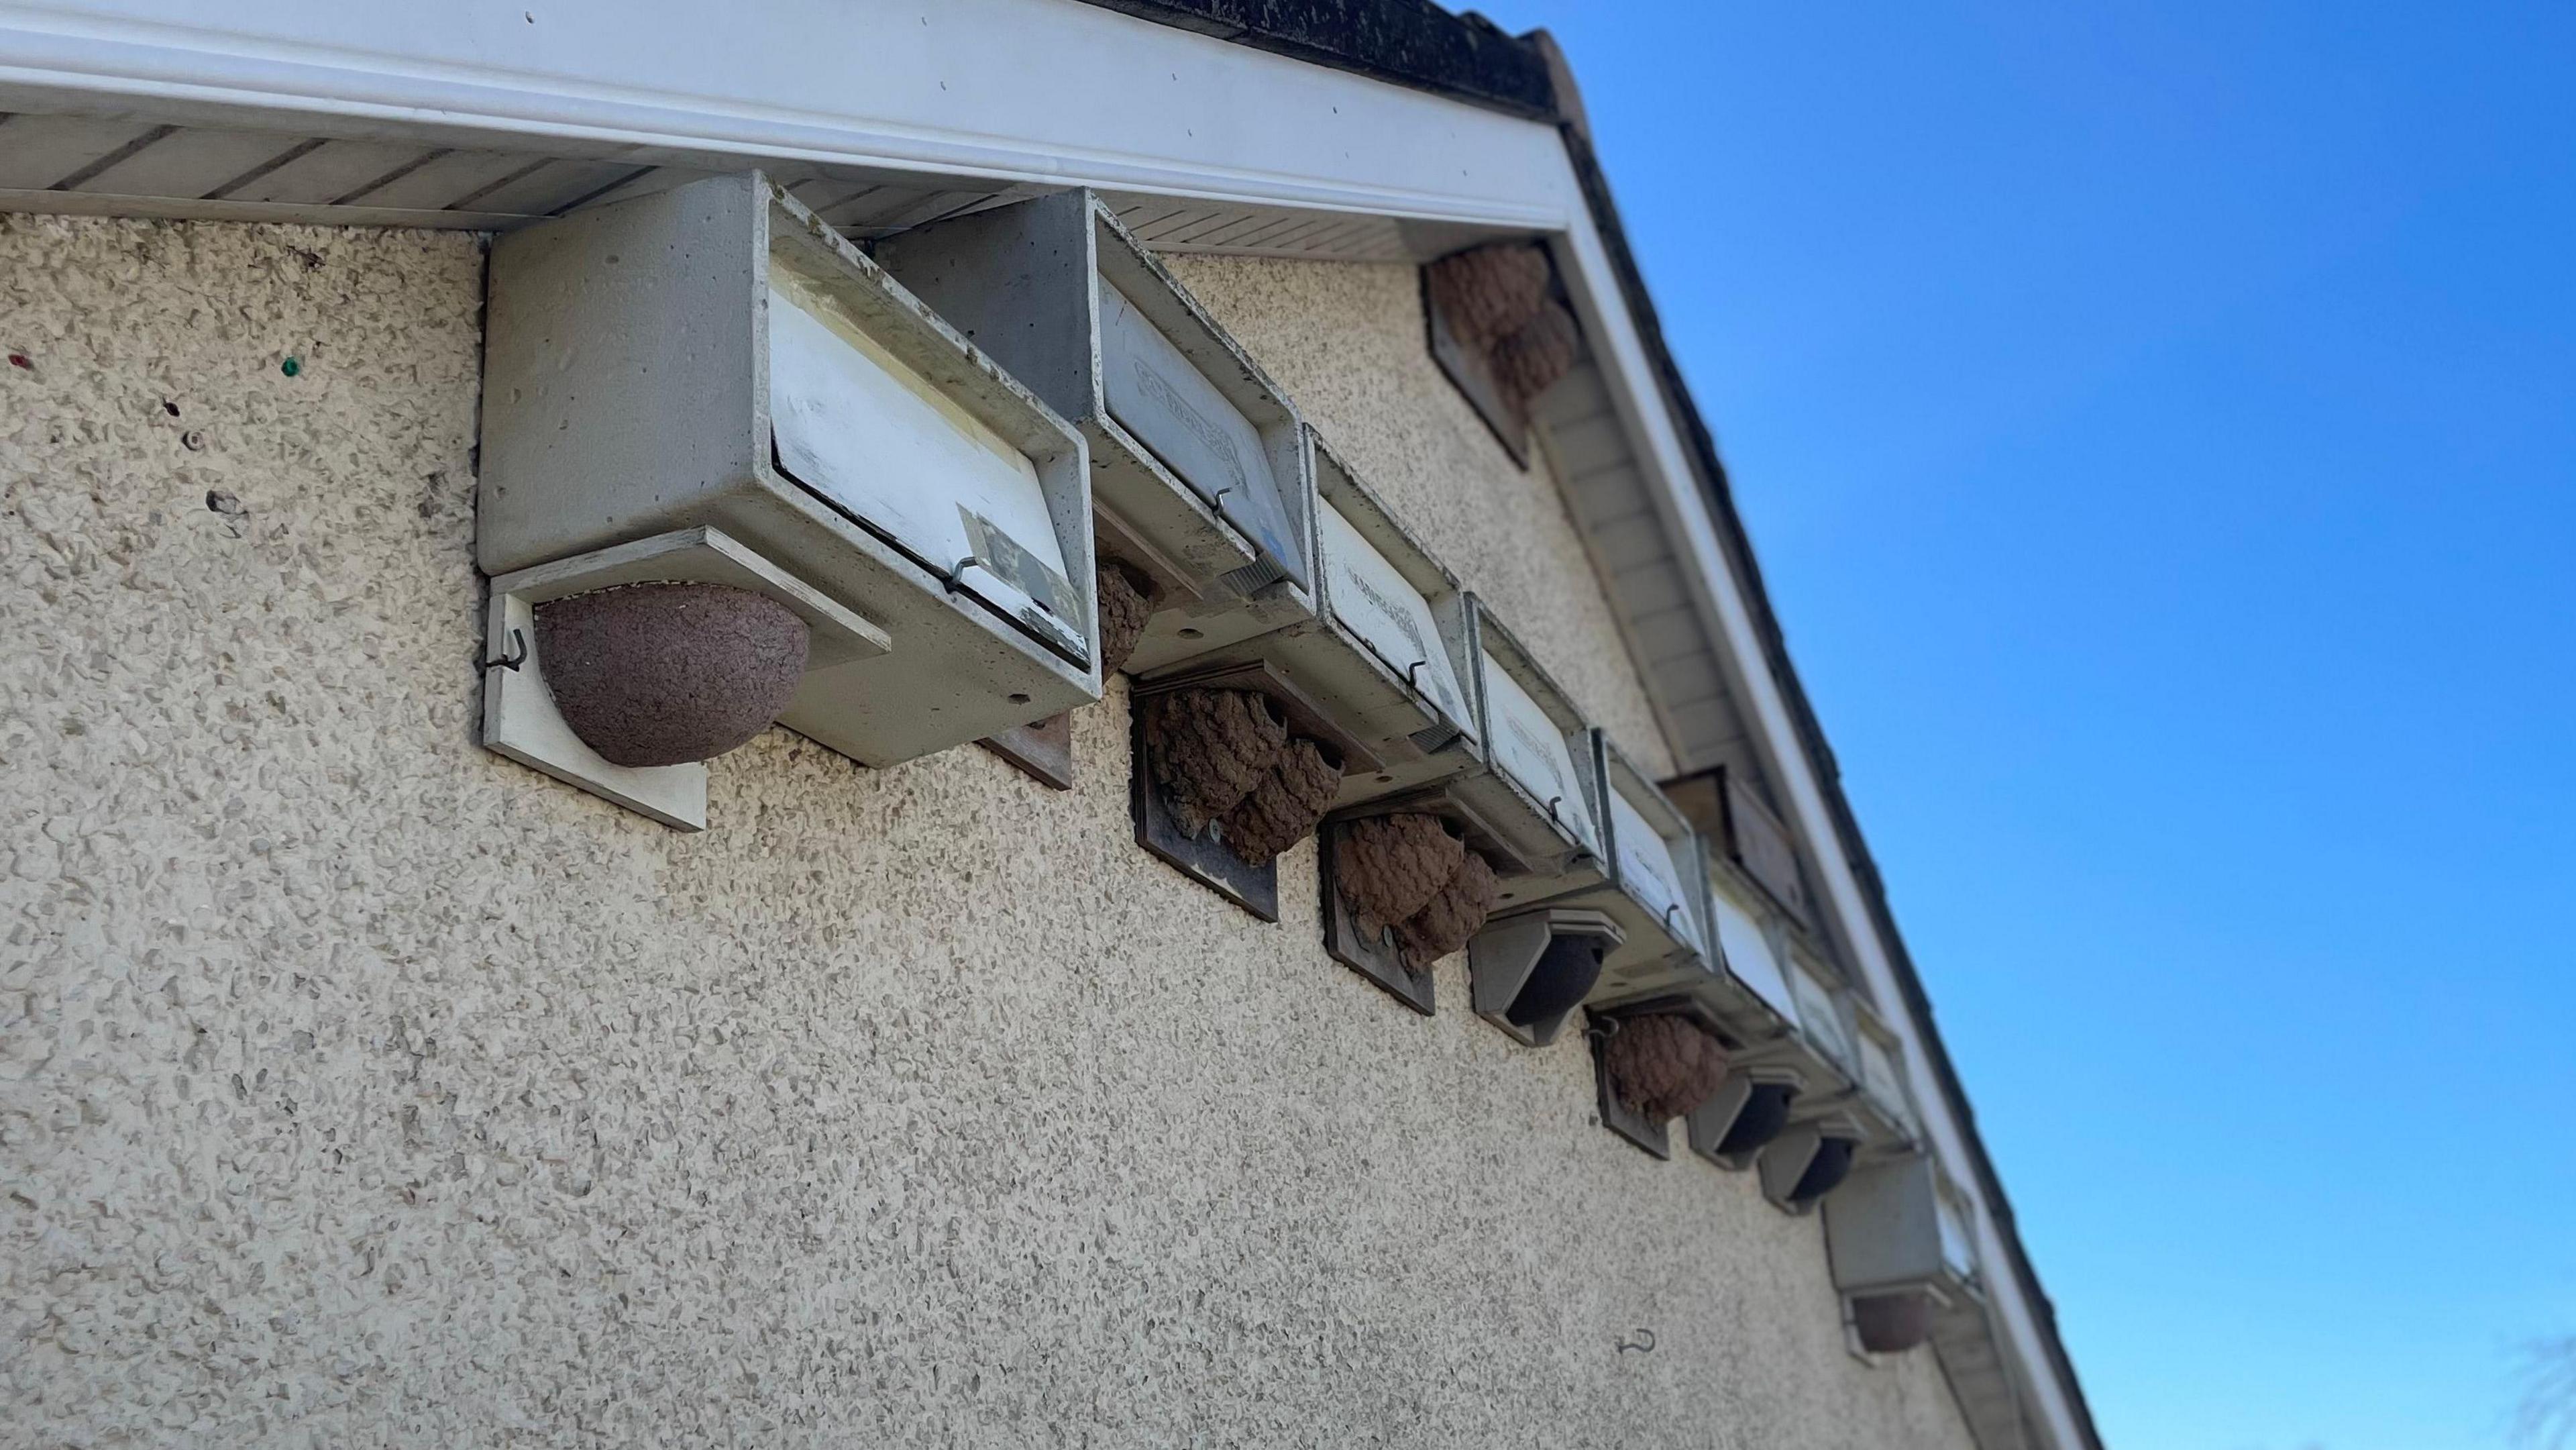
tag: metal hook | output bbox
[947,556,991,595]
[478,628,527,674]
[1546,795,1564,824]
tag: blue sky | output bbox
[1467,3,2576,1447]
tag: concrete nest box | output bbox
[1715,1080,1799,1157]
[1506,929,1604,1027]
[535,582,810,767]
[1790,1136,1858,1206]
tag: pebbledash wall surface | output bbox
[0,211,1977,1449]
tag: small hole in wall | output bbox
[1177,627,1203,639]
[1009,692,1031,705]
[1375,773,1394,784]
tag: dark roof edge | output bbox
[1069,3,2100,1444]
[1071,1,1556,118]
[1525,34,2105,1450]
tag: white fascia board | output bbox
[0,0,1566,229]
[0,1,2080,1439]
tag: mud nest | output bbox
[1394,848,1499,968]
[1426,241,1581,417]
[1851,1291,1935,1355]
[1220,736,1343,866]
[535,581,808,768]
[1428,243,1552,354]
[1332,813,1464,933]
[1144,687,1289,835]
[1489,299,1579,411]
[1094,558,1161,678]
[1604,1013,1731,1123]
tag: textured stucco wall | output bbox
[1,213,1974,1450]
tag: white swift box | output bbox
[875,189,1316,672]
[1143,431,1479,807]
[476,171,1099,768]
[1825,1155,1980,1301]
[1566,731,1715,1006]
[1440,597,1609,905]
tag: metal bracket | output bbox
[477,627,528,674]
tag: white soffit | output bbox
[1536,353,1750,771]
[0,112,1450,261]
[0,0,1568,229]
[0,5,2086,1445]
[0,114,1057,238]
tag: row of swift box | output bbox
[470,171,1982,1348]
